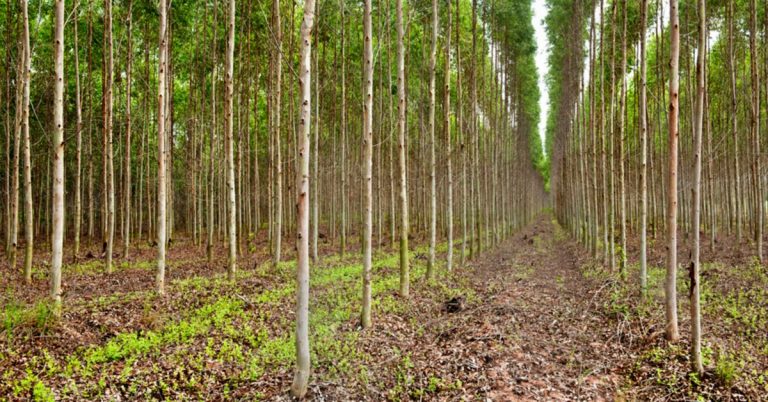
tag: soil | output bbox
[346,215,627,401]
[1,215,765,401]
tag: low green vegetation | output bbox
[590,258,768,398]
[1,242,473,399]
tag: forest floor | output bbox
[1,214,767,401]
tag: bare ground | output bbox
[1,214,766,400]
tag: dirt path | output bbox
[399,214,628,401]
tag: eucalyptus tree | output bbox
[444,0,453,272]
[727,0,741,241]
[361,0,374,328]
[9,0,28,275]
[51,0,65,311]
[207,0,218,263]
[426,0,438,281]
[690,0,706,375]
[73,0,83,259]
[271,0,283,266]
[339,0,347,256]
[123,0,134,258]
[748,0,762,263]
[396,0,409,297]
[617,0,627,276]
[665,0,681,342]
[104,0,115,273]
[639,0,648,295]
[225,0,237,278]
[20,0,32,283]
[157,0,169,295]
[291,0,316,396]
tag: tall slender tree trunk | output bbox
[51,0,65,311]
[617,0,627,275]
[207,0,218,263]
[253,59,261,234]
[589,7,598,257]
[339,0,347,256]
[599,0,608,266]
[166,18,175,247]
[73,0,83,260]
[639,0,648,295]
[123,0,133,258]
[143,26,152,245]
[104,0,115,273]
[311,0,320,263]
[3,1,10,257]
[271,0,283,266]
[386,0,395,251]
[396,0,409,297]
[20,0,32,283]
[727,0,741,241]
[291,0,315,396]
[137,28,146,243]
[361,0,374,329]
[469,0,478,259]
[457,0,466,266]
[748,0,762,262]
[426,0,438,280]
[665,0,681,342]
[690,0,706,375]
[444,0,453,272]
[157,0,168,295]
[87,2,94,242]
[225,0,237,278]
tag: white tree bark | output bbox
[396,0,409,297]
[51,0,65,311]
[271,0,283,266]
[157,0,169,295]
[207,0,218,263]
[123,0,133,258]
[21,0,33,284]
[426,0,438,280]
[225,0,237,278]
[73,0,83,260]
[104,0,115,273]
[291,0,315,396]
[665,0,680,342]
[690,0,706,375]
[361,0,373,328]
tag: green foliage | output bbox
[715,351,740,387]
[2,299,25,336]
[388,350,415,400]
[83,297,243,368]
[2,299,57,338]
[2,235,475,398]
[12,369,55,402]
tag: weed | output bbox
[82,297,243,369]
[12,369,55,402]
[388,351,415,400]
[2,299,24,336]
[258,335,294,364]
[715,351,740,387]
[556,274,565,287]
[2,299,57,337]
[689,371,701,386]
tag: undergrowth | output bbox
[1,241,471,399]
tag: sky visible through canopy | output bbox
[532,0,549,157]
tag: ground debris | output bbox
[444,295,465,313]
